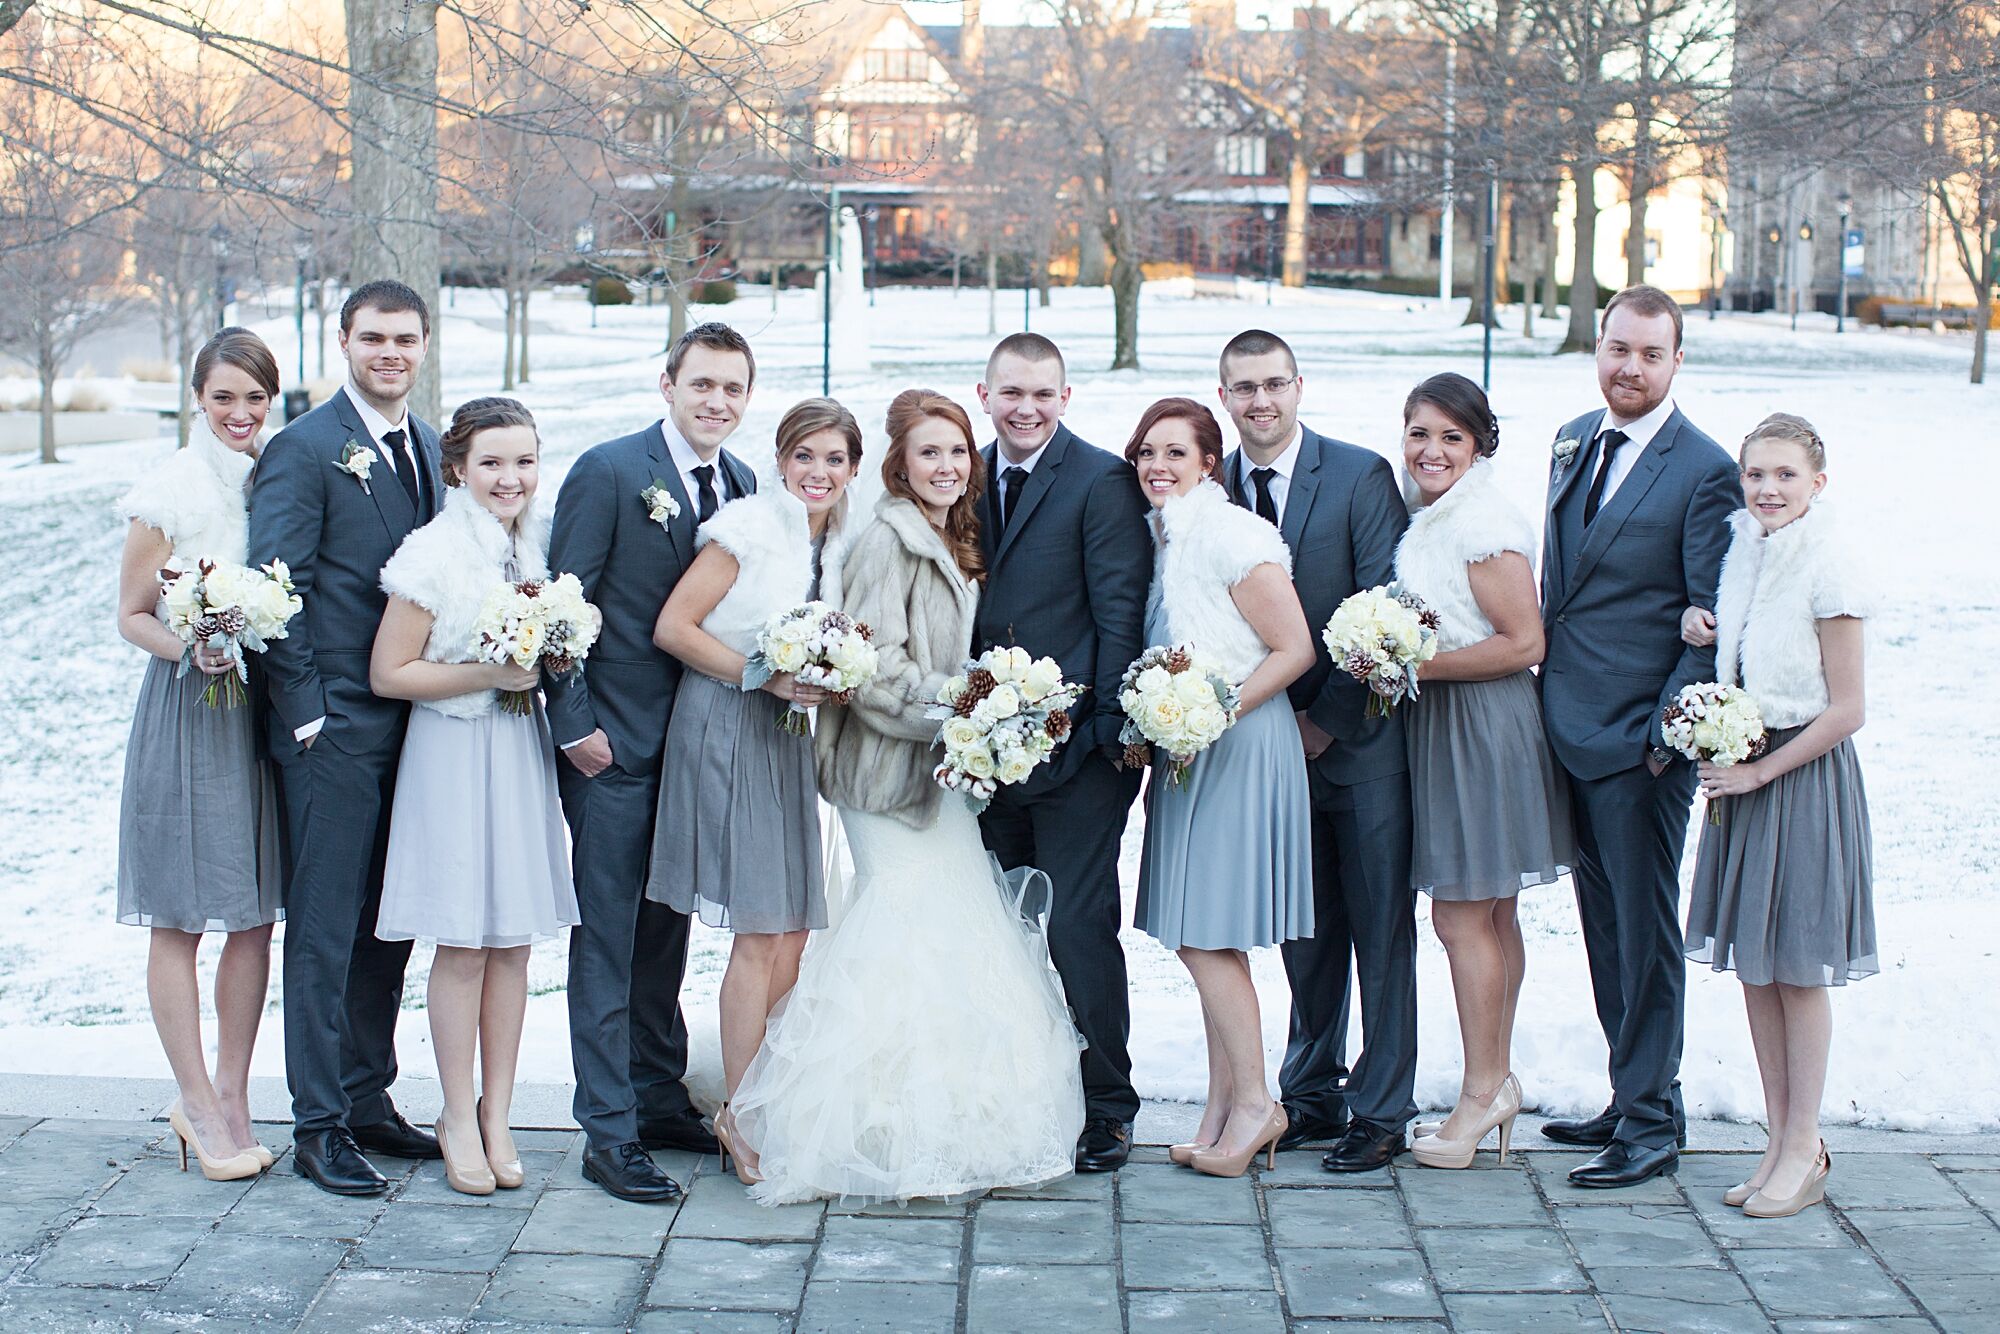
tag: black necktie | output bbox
[383,428,421,516]
[1250,466,1279,526]
[691,463,719,524]
[1582,428,1628,527]
[999,466,1028,529]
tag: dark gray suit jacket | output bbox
[975,424,1151,793]
[1540,405,1739,781]
[544,422,755,770]
[1224,426,1408,787]
[249,385,442,755]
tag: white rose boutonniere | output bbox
[336,440,375,495]
[641,479,680,531]
[1551,434,1582,480]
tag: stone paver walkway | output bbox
[0,1113,1994,1332]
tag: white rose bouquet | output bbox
[159,557,304,708]
[927,645,1085,812]
[473,573,602,716]
[1661,682,1769,824]
[742,601,880,735]
[1116,644,1240,787]
[1321,583,1441,719]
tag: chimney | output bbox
[961,0,983,70]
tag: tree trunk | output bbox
[346,0,443,424]
[314,280,330,379]
[37,339,57,465]
[1561,162,1600,353]
[1973,256,1991,384]
[1283,148,1310,288]
[1522,243,1536,339]
[1109,228,1141,370]
[501,285,518,391]
[1077,200,1110,287]
[174,308,194,449]
[1495,185,1512,305]
[1626,159,1650,289]
[517,286,531,385]
[668,279,688,350]
[986,249,998,336]
[1541,210,1561,316]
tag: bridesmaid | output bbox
[1681,413,1874,1218]
[1391,373,1573,1170]
[1127,397,1315,1178]
[371,397,580,1195]
[644,397,860,1182]
[114,328,284,1181]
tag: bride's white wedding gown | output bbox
[731,798,1087,1205]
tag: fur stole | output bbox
[379,485,551,718]
[116,418,256,568]
[1393,459,1538,652]
[695,487,822,659]
[1713,502,1867,730]
[1156,479,1291,685]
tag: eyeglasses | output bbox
[1224,376,1298,400]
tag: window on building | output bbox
[862,48,931,82]
[1217,134,1267,178]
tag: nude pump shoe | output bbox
[436,1113,496,1196]
[1743,1143,1831,1218]
[1410,1074,1523,1169]
[168,1103,261,1182]
[478,1097,524,1190]
[1190,1105,1287,1179]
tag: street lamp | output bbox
[1706,199,1723,321]
[864,205,880,309]
[292,232,312,383]
[1793,218,1813,332]
[1836,191,1852,333]
[1260,203,1277,305]
[209,223,230,330]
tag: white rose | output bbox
[1186,701,1229,740]
[961,746,997,780]
[985,684,1021,719]
[1146,696,1186,734]
[1021,657,1064,702]
[941,717,984,751]
[996,749,1036,784]
[1170,671,1213,707]
[771,641,809,674]
[939,674,968,705]
[978,647,1013,678]
[1135,665,1171,695]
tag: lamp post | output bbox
[1706,199,1722,321]
[1794,217,1813,332]
[1480,158,1497,390]
[1261,203,1276,304]
[1836,191,1852,333]
[292,233,312,382]
[822,189,838,396]
[864,205,879,308]
[209,223,230,330]
[1766,223,1781,316]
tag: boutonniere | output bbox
[336,440,375,495]
[640,479,679,530]
[1551,435,1582,479]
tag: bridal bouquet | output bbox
[743,601,880,735]
[160,558,303,708]
[1321,583,1441,718]
[929,646,1085,812]
[1117,645,1239,787]
[473,573,602,715]
[1661,682,1769,824]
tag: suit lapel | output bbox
[644,422,697,567]
[332,388,414,540]
[1543,409,1605,603]
[1222,450,1252,511]
[1559,411,1682,608]
[990,428,1069,570]
[721,449,757,499]
[1281,429,1324,550]
[413,417,445,521]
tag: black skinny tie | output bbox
[1582,429,1628,527]
[692,463,720,524]
[1250,466,1280,527]
[383,428,421,516]
[999,465,1028,529]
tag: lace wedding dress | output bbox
[731,797,1086,1205]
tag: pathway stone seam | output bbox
[1523,1150,1620,1330]
[952,1191,976,1334]
[1823,1169,1950,1333]
[622,1146,693,1324]
[1110,1170,1132,1333]
[1249,1163,1292,1327]
[1942,1151,1999,1229]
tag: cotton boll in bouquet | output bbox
[159,557,303,708]
[742,601,880,735]
[1321,583,1440,718]
[928,645,1085,813]
[474,573,602,716]
[1661,683,1769,824]
[1117,644,1240,787]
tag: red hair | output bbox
[882,389,988,585]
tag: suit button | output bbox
[1556,613,1568,624]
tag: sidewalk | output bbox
[0,1093,1993,1333]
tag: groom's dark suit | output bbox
[1541,403,1736,1152]
[546,422,754,1150]
[976,423,1151,1124]
[250,385,443,1136]
[1223,428,1415,1134]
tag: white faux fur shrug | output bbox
[693,487,821,659]
[1392,459,1539,652]
[1713,504,1867,730]
[116,418,256,569]
[379,486,551,719]
[1155,479,1292,685]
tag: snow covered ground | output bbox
[4,280,1995,1132]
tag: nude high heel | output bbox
[436,1113,496,1196]
[478,1097,523,1190]
[1168,1141,1215,1168]
[168,1103,261,1182]
[1190,1105,1287,1179]
[714,1104,763,1186]
[1743,1142,1830,1219]
[1410,1074,1523,1169]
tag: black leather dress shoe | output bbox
[294,1128,389,1196]
[1568,1140,1679,1189]
[1275,1103,1350,1152]
[637,1109,720,1156]
[1541,1099,1688,1149]
[581,1142,684,1203]
[349,1108,442,1160]
[1320,1118,1408,1173]
[1075,1119,1133,1173]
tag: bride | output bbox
[731,388,1086,1205]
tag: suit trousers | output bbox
[1279,769,1417,1131]
[276,732,414,1135]
[981,752,1144,1124]
[1566,759,1699,1151]
[560,758,696,1149]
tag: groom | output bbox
[974,333,1151,1172]
[251,279,446,1195]
[1214,329,1417,1173]
[547,322,756,1202]
[1540,285,1736,1188]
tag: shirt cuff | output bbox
[558,734,592,750]
[294,717,325,743]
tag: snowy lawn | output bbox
[3,281,1993,1131]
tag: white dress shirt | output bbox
[661,419,737,507]
[1238,425,1303,524]
[1596,396,1678,508]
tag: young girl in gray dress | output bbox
[1679,413,1873,1219]
[115,329,284,1181]
[645,398,859,1183]
[1392,374,1573,1171]
[371,398,580,1195]
[1128,398,1316,1178]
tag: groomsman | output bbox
[974,333,1152,1172]
[251,279,446,1195]
[1539,286,1736,1188]
[547,323,755,1202]
[1215,329,1417,1173]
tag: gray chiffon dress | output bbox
[1134,593,1313,951]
